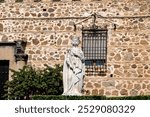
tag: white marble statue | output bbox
[63,37,85,95]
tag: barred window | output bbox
[82,29,107,76]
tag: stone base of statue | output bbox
[62,92,82,96]
[62,88,83,96]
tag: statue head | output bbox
[71,37,80,46]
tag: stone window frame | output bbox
[0,41,28,81]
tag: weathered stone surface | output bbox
[116,84,122,90]
[86,82,93,88]
[124,53,133,61]
[114,69,122,76]
[94,83,101,88]
[92,89,98,95]
[31,13,36,17]
[38,13,41,17]
[140,40,149,45]
[147,84,150,90]
[105,91,111,96]
[124,6,130,11]
[147,70,150,74]
[41,41,48,45]
[62,40,68,45]
[43,13,48,17]
[57,39,62,45]
[142,84,146,89]
[131,64,137,68]
[114,65,120,68]
[99,89,104,95]
[48,8,55,12]
[0,23,3,32]
[114,54,121,61]
[32,39,39,45]
[120,89,128,95]
[66,27,72,31]
[127,83,133,89]
[133,53,138,56]
[36,50,40,54]
[84,90,90,95]
[140,91,144,95]
[25,12,30,16]
[123,84,127,88]
[1,35,8,42]
[60,55,64,60]
[102,81,115,87]
[29,50,35,54]
[110,52,115,56]
[134,84,141,90]
[112,90,118,96]
[140,5,147,12]
[130,89,138,96]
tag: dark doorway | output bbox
[0,60,9,99]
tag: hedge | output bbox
[107,95,150,100]
[32,95,150,100]
[32,95,106,100]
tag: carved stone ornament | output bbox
[14,40,28,62]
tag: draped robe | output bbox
[63,47,85,95]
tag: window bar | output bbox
[105,30,107,75]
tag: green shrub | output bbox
[32,95,106,100]
[32,95,150,100]
[37,64,63,95]
[107,95,150,100]
[4,65,63,100]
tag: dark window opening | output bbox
[0,60,9,99]
[34,0,41,2]
[82,29,107,76]
[43,9,47,12]
[52,0,61,2]
[0,0,4,3]
[15,0,23,2]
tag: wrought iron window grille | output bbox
[82,26,107,76]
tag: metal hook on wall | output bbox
[73,13,118,31]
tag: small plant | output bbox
[32,95,106,100]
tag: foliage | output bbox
[32,95,106,100]
[37,64,63,95]
[107,95,150,100]
[4,65,63,100]
[32,95,150,100]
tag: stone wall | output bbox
[0,0,150,96]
